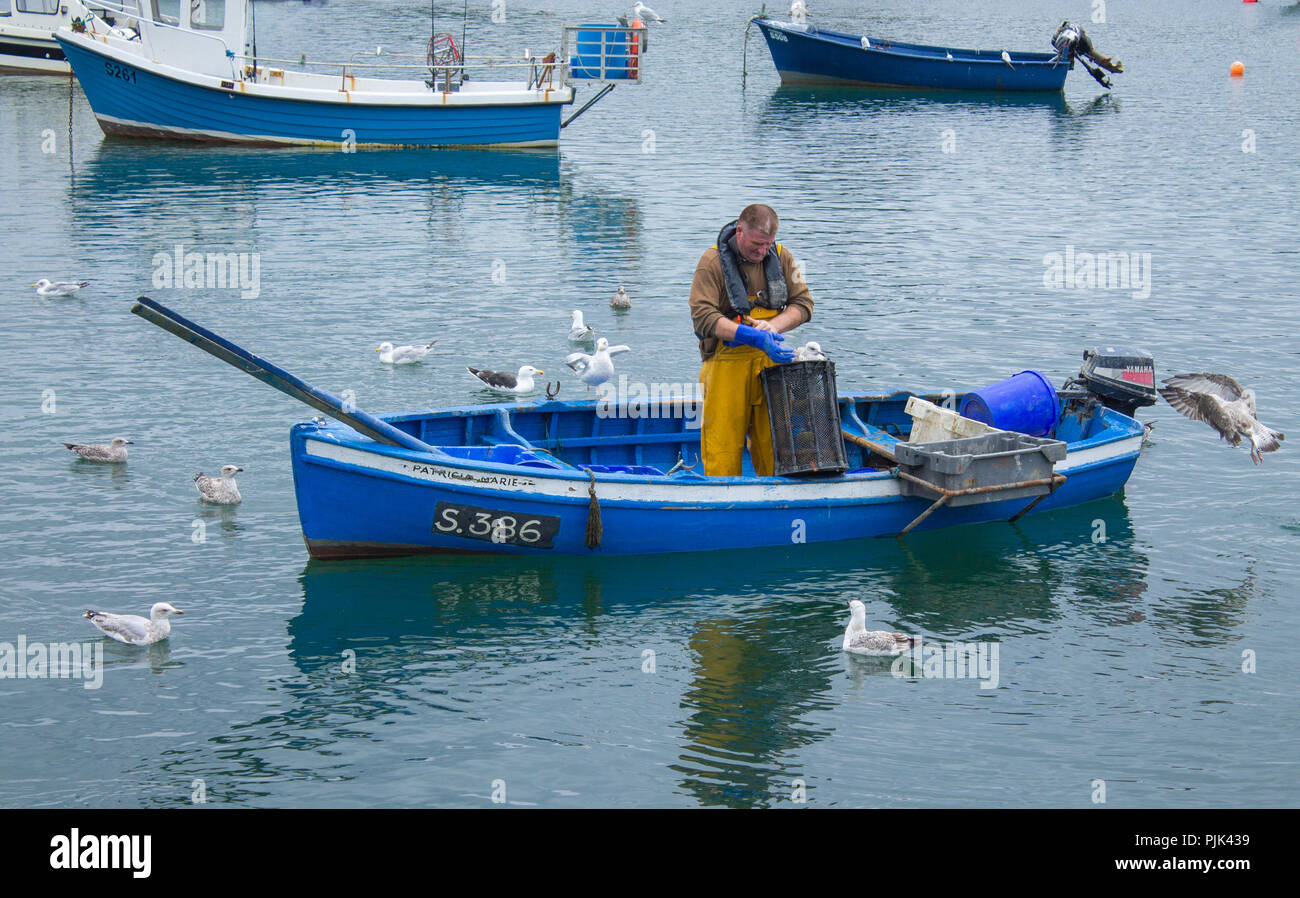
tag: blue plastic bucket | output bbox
[958,370,1061,437]
[570,24,633,80]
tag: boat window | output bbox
[150,0,179,25]
[0,0,10,17]
[189,0,225,30]
[15,0,61,15]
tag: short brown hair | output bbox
[738,204,778,234]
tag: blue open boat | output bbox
[753,17,1086,92]
[130,297,1150,560]
[56,1,643,148]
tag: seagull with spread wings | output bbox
[1158,373,1284,465]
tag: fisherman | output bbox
[689,204,813,476]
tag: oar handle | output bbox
[131,296,437,455]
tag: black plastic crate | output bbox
[761,360,849,477]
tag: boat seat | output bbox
[579,463,666,477]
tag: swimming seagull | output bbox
[1158,373,1285,464]
[632,2,666,24]
[195,465,243,504]
[85,602,183,646]
[1001,50,1014,69]
[842,600,916,656]
[568,310,595,342]
[793,341,826,361]
[610,286,632,310]
[565,337,631,390]
[31,278,89,296]
[63,437,132,463]
[376,340,436,364]
[467,365,544,394]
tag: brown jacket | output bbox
[689,243,814,361]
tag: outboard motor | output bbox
[1052,21,1124,89]
[1062,346,1158,418]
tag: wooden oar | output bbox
[841,429,897,464]
[130,296,437,454]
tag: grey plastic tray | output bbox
[893,432,1067,506]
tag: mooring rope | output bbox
[584,469,602,550]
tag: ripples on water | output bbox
[1,0,1297,807]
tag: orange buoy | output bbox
[1230,60,1245,77]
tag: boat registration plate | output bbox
[433,502,560,549]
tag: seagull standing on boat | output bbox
[375,340,436,364]
[467,365,544,395]
[789,1,811,20]
[860,36,871,50]
[565,337,630,390]
[610,286,632,310]
[31,279,89,296]
[632,2,666,24]
[195,465,243,504]
[63,437,133,463]
[85,602,183,646]
[568,310,595,342]
[1158,373,1285,464]
[842,600,916,657]
[1001,50,1014,69]
[793,341,826,362]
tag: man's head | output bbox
[734,204,779,263]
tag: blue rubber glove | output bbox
[731,323,795,363]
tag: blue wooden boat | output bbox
[55,1,643,148]
[753,17,1074,92]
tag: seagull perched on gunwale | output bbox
[63,437,132,463]
[1158,373,1284,465]
[376,340,436,364]
[85,602,183,646]
[32,278,89,296]
[467,365,544,394]
[842,600,916,656]
[568,310,595,343]
[195,465,243,504]
[565,337,630,390]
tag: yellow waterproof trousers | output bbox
[699,344,780,476]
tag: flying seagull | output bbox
[467,364,544,394]
[565,337,630,390]
[63,437,132,463]
[195,465,243,504]
[375,340,436,364]
[842,600,916,656]
[32,279,89,296]
[85,602,183,646]
[1159,373,1284,464]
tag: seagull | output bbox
[842,600,916,657]
[610,286,632,310]
[194,465,243,504]
[1001,50,1014,69]
[793,341,826,362]
[860,36,871,50]
[1158,373,1284,465]
[31,279,89,296]
[565,337,630,390]
[946,51,954,61]
[789,1,811,19]
[632,2,666,24]
[63,437,132,463]
[85,602,183,646]
[375,340,436,365]
[568,310,595,343]
[467,365,544,394]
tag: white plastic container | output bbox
[905,395,1000,443]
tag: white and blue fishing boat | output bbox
[133,298,1156,560]
[751,17,1123,92]
[55,1,644,147]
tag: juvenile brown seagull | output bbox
[63,437,132,463]
[1158,373,1284,465]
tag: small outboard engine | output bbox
[1062,346,1158,418]
[1052,20,1124,89]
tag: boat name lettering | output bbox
[769,30,788,42]
[401,463,535,488]
[433,502,560,549]
[104,60,137,84]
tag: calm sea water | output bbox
[1,0,1297,808]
